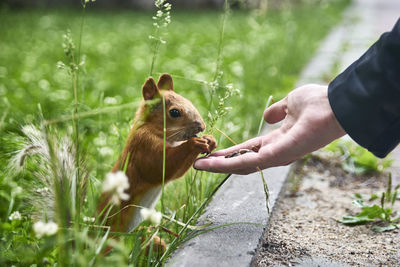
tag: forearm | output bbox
[328,18,400,157]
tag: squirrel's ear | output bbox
[157,74,174,91]
[142,77,159,100]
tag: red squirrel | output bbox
[98,74,217,236]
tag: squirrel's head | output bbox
[140,74,206,143]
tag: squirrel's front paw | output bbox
[202,135,217,153]
[189,136,217,154]
[189,137,209,153]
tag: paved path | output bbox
[297,0,399,86]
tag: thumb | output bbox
[263,97,288,124]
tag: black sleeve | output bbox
[328,18,400,158]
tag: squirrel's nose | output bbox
[194,120,206,132]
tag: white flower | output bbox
[99,147,113,156]
[155,0,166,8]
[104,96,118,105]
[140,208,162,225]
[94,132,107,146]
[83,216,95,223]
[33,221,58,238]
[9,211,22,221]
[35,187,50,194]
[164,3,172,10]
[102,171,130,205]
[56,61,66,70]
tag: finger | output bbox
[195,127,301,174]
[209,136,262,157]
[255,128,305,167]
[194,152,263,174]
[210,126,283,157]
[264,97,288,124]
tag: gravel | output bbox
[253,152,400,267]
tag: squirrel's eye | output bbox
[169,109,181,118]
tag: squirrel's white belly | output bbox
[127,185,162,232]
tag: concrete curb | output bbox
[167,125,292,267]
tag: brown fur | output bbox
[98,74,217,234]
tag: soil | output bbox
[253,151,400,267]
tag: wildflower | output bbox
[99,147,113,156]
[56,61,66,70]
[33,221,58,238]
[155,0,166,8]
[102,171,130,205]
[104,96,118,105]
[83,216,95,223]
[35,187,50,194]
[94,132,107,146]
[9,211,22,221]
[164,3,172,10]
[140,208,162,225]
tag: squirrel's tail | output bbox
[8,124,87,223]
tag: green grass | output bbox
[339,174,400,232]
[0,0,350,265]
[325,139,393,174]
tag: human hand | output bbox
[194,84,346,174]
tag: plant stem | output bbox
[73,7,87,257]
[0,105,9,131]
[149,28,160,76]
[208,0,229,111]
[44,101,140,125]
[41,124,71,265]
[215,127,237,145]
[213,0,228,81]
[257,95,273,136]
[161,95,167,214]
[257,167,270,213]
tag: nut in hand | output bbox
[225,145,260,158]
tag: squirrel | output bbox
[98,74,217,237]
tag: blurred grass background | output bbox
[0,0,350,264]
[0,0,349,166]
